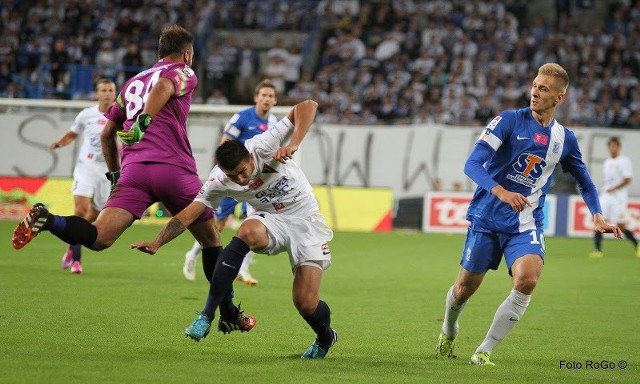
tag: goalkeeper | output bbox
[12,25,254,334]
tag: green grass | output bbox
[1,221,639,383]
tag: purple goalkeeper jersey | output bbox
[104,60,198,172]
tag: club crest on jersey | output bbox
[273,202,285,211]
[322,242,330,255]
[534,133,549,145]
[552,142,560,154]
[249,178,264,189]
[508,153,548,188]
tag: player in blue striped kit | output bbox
[434,63,622,366]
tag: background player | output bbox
[182,79,279,284]
[48,78,116,274]
[590,136,639,258]
[434,63,622,366]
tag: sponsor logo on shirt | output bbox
[486,116,502,130]
[534,133,549,145]
[255,177,290,203]
[322,242,331,255]
[508,153,548,188]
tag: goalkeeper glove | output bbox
[117,113,151,145]
[105,170,120,191]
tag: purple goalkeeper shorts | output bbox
[104,162,213,224]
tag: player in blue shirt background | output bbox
[182,80,279,284]
[434,63,623,366]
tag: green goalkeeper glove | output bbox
[117,113,151,145]
[105,170,120,191]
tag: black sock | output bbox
[594,231,602,251]
[47,215,98,247]
[302,300,333,347]
[201,237,249,319]
[201,246,222,283]
[622,229,638,246]
[70,244,82,262]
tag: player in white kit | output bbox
[130,100,338,359]
[590,136,639,258]
[49,79,116,274]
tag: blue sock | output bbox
[50,215,67,233]
[70,244,82,262]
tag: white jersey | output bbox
[70,105,109,172]
[196,117,319,217]
[602,154,632,199]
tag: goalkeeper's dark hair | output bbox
[158,24,193,59]
[216,140,250,171]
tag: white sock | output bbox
[476,288,531,353]
[442,285,467,339]
[239,251,255,274]
[186,240,202,262]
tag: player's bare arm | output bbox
[49,131,78,150]
[273,99,318,163]
[101,120,121,172]
[490,184,532,212]
[593,213,623,238]
[131,201,208,254]
[606,177,631,193]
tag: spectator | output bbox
[121,42,143,82]
[284,43,303,93]
[264,54,287,94]
[205,89,229,105]
[50,39,70,95]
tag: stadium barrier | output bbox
[0,176,393,232]
[423,191,640,237]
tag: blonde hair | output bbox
[538,63,569,93]
[95,78,115,90]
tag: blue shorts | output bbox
[460,224,546,275]
[215,197,247,220]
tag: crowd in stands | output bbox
[1,0,640,129]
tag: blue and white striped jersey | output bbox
[466,107,599,233]
[223,106,279,144]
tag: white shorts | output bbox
[248,210,333,271]
[600,192,629,224]
[72,163,110,210]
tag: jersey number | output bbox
[124,71,161,119]
[529,230,545,250]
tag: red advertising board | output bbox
[567,196,640,237]
[422,192,472,233]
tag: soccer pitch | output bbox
[1,221,638,384]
